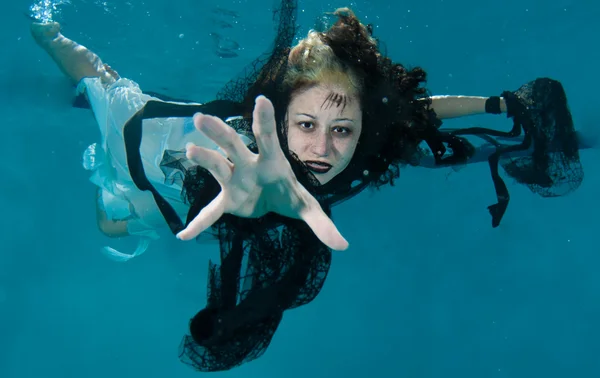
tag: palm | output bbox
[176,96,349,251]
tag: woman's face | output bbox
[286,84,363,184]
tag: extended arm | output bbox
[428,95,507,119]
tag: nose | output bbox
[310,130,331,157]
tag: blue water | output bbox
[1,0,599,377]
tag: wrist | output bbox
[499,97,507,113]
[485,96,506,114]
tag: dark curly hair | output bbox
[319,8,432,188]
[248,7,435,206]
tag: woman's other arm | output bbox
[427,95,507,119]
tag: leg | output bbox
[31,23,130,236]
[30,22,118,85]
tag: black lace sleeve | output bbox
[439,77,584,227]
[499,78,583,197]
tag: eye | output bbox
[298,121,314,129]
[332,126,352,134]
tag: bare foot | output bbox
[30,22,61,47]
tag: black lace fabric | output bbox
[177,218,331,372]
[500,78,583,197]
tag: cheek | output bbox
[337,136,360,161]
[286,127,301,153]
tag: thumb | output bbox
[300,206,349,251]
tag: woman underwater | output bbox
[30,0,583,372]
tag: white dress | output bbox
[78,77,250,261]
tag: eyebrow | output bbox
[295,113,355,123]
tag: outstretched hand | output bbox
[176,95,349,251]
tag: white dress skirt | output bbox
[78,77,250,261]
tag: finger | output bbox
[193,113,254,166]
[252,96,284,160]
[185,143,233,183]
[176,192,227,241]
[299,204,349,251]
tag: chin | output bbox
[315,175,332,185]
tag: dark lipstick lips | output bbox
[305,160,332,174]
